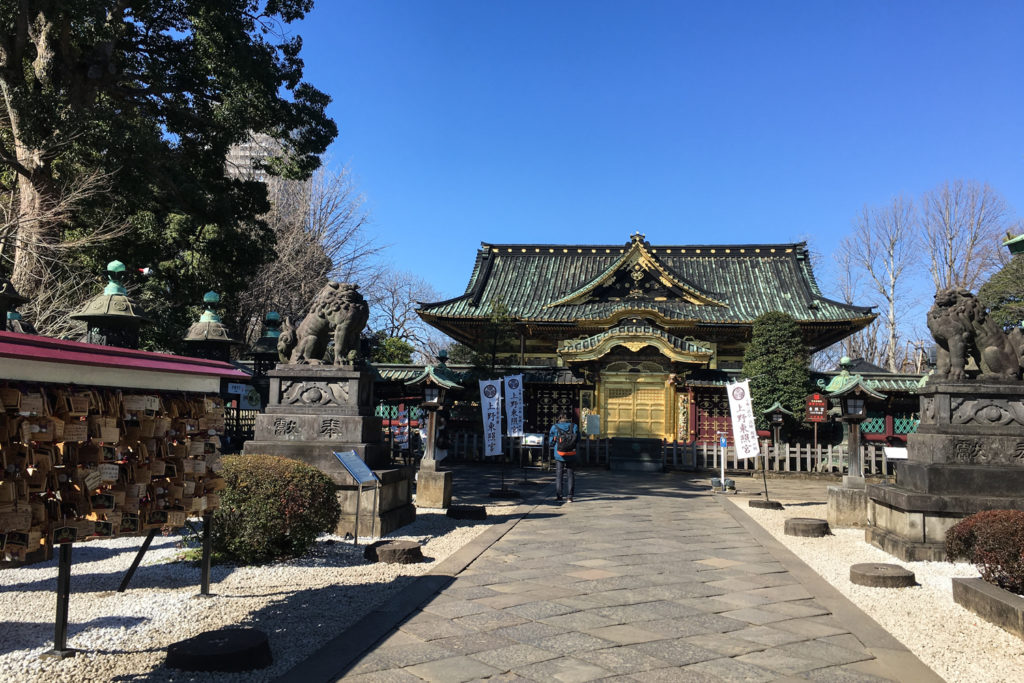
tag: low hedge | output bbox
[212,454,341,565]
[946,510,1024,594]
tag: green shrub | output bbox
[212,454,340,565]
[945,510,1024,594]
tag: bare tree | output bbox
[835,197,917,372]
[920,180,1012,292]
[233,166,383,345]
[0,168,128,337]
[365,270,452,362]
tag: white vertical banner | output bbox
[479,379,503,457]
[726,380,760,459]
[504,374,524,437]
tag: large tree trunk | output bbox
[10,156,59,300]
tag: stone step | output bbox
[609,459,664,472]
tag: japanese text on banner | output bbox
[478,379,503,457]
[726,380,760,459]
[503,374,524,437]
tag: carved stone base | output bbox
[243,364,388,474]
[866,381,1024,562]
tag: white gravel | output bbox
[0,502,519,683]
[735,498,1024,683]
[7,490,1023,682]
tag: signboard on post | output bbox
[805,392,828,449]
[334,451,379,544]
[805,393,828,422]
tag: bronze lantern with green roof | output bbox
[183,291,239,362]
[71,260,150,349]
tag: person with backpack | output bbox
[548,412,580,502]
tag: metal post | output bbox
[200,513,212,596]
[118,528,159,592]
[371,480,378,539]
[42,543,76,658]
[353,482,362,546]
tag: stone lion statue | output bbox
[927,287,1020,381]
[277,282,370,365]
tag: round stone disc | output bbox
[850,563,916,588]
[784,517,831,537]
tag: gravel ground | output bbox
[735,498,1024,683]
[0,502,519,683]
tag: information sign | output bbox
[334,451,377,485]
[883,447,909,460]
[521,433,544,447]
[806,393,828,423]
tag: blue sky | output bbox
[295,1,1023,303]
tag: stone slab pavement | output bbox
[280,467,941,683]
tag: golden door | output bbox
[601,376,668,438]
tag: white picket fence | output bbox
[443,432,895,476]
[662,440,896,476]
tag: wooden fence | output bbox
[442,431,897,476]
[661,440,897,476]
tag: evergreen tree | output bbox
[742,312,812,430]
[369,333,415,364]
[978,253,1024,330]
[0,1,336,349]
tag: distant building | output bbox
[225,132,280,182]
[225,132,308,208]
[417,232,879,443]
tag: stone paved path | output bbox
[333,472,937,682]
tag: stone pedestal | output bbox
[244,365,388,473]
[867,381,1024,561]
[243,365,415,537]
[827,485,868,528]
[416,466,453,509]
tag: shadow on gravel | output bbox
[0,615,149,656]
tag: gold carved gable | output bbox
[546,235,725,308]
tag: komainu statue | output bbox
[277,282,370,365]
[927,287,1021,381]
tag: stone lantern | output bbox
[183,291,239,362]
[71,260,150,348]
[405,350,463,508]
[762,401,794,449]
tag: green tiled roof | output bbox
[419,237,873,328]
